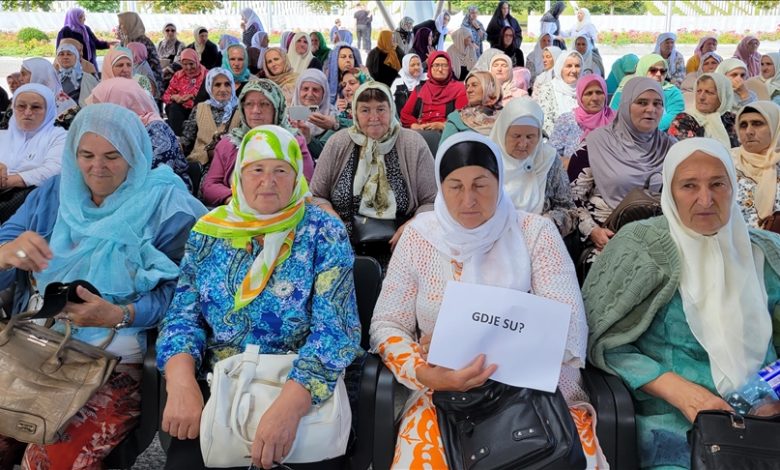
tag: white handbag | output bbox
[200,344,351,467]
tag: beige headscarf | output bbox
[192,26,207,57]
[118,11,145,43]
[732,101,780,220]
[685,72,734,148]
[287,32,315,75]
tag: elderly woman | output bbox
[325,43,363,105]
[20,57,80,118]
[584,137,780,469]
[54,38,98,77]
[335,67,369,128]
[262,47,299,105]
[680,51,722,93]
[240,7,264,48]
[393,16,415,54]
[163,49,207,136]
[117,11,163,88]
[127,41,160,99]
[734,35,762,78]
[390,53,426,113]
[400,51,467,131]
[201,80,315,206]
[440,70,501,142]
[669,72,738,149]
[0,103,205,468]
[605,53,638,96]
[445,27,477,81]
[158,125,360,470]
[568,78,675,265]
[486,1,522,50]
[574,33,603,77]
[0,84,66,222]
[290,69,339,161]
[311,82,436,258]
[653,32,685,87]
[370,130,603,469]
[731,102,780,229]
[490,98,577,237]
[550,74,616,162]
[178,26,221,70]
[193,42,253,106]
[289,33,322,74]
[86,78,192,190]
[716,58,757,113]
[611,54,685,132]
[526,32,553,84]
[686,35,718,73]
[367,30,403,87]
[533,51,582,136]
[757,53,780,104]
[55,43,98,107]
[310,31,331,66]
[157,23,185,81]
[56,7,115,72]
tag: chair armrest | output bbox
[582,365,618,468]
[349,353,381,470]
[373,359,397,470]
[604,373,638,470]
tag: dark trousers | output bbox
[356,24,371,50]
[165,102,191,136]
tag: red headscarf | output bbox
[573,74,615,140]
[420,51,463,104]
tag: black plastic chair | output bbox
[186,161,203,197]
[415,130,441,158]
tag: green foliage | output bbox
[450,1,546,15]
[748,0,780,10]
[17,27,48,43]
[0,0,51,11]
[578,0,646,15]
[77,0,120,12]
[303,0,346,14]
[140,0,223,13]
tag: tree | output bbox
[78,0,120,12]
[578,0,646,15]
[748,0,780,10]
[0,0,52,11]
[140,0,223,14]
[304,0,346,14]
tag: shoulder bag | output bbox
[433,380,586,470]
[689,410,780,470]
[0,280,118,445]
[603,172,663,233]
[200,344,351,467]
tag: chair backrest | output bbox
[416,129,441,159]
[353,256,383,351]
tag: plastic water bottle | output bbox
[725,359,780,415]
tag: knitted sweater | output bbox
[584,215,780,374]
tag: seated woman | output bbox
[54,38,99,78]
[310,31,331,69]
[335,67,369,129]
[0,84,66,222]
[611,54,685,132]
[490,98,577,237]
[526,32,553,85]
[86,77,192,191]
[731,101,780,229]
[533,51,582,136]
[162,48,207,136]
[669,72,739,149]
[325,43,363,105]
[181,26,221,70]
[262,47,298,105]
[411,28,434,70]
[201,79,315,206]
[55,43,97,107]
[686,35,717,73]
[369,131,603,470]
[489,53,527,106]
[757,52,780,104]
[584,137,780,469]
[221,43,252,95]
[179,67,242,166]
[290,69,339,161]
[574,33,603,77]
[366,30,403,87]
[440,70,502,142]
[568,78,675,266]
[127,41,160,100]
[550,74,615,162]
[717,58,757,113]
[605,53,638,96]
[311,82,436,258]
[289,32,322,74]
[681,51,722,93]
[390,53,426,114]
[0,103,205,468]
[400,51,467,131]
[445,27,477,81]
[20,57,79,128]
[158,125,361,470]
[653,32,686,87]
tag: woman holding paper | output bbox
[369,132,604,469]
[584,138,780,468]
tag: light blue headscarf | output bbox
[56,43,83,90]
[326,43,362,104]
[37,103,206,307]
[221,43,251,83]
[205,67,239,124]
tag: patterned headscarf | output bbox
[229,79,298,147]
[204,67,239,125]
[56,43,83,90]
[192,125,310,310]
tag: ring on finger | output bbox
[15,249,27,259]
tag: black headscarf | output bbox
[486,1,522,49]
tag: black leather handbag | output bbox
[351,215,396,244]
[433,380,586,470]
[688,410,780,470]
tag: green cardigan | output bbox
[584,216,780,374]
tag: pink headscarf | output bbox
[86,77,162,126]
[734,36,761,78]
[694,36,717,58]
[101,47,133,79]
[512,67,531,92]
[126,42,148,65]
[573,74,615,140]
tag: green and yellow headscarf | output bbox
[193,125,311,310]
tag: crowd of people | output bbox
[0,1,779,469]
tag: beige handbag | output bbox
[0,309,119,444]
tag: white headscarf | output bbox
[489,98,556,214]
[685,72,734,148]
[56,43,83,91]
[530,32,553,77]
[574,33,597,75]
[397,53,426,90]
[434,12,450,51]
[551,51,581,115]
[534,46,562,87]
[661,137,771,396]
[409,131,531,292]
[292,68,335,137]
[654,32,683,80]
[21,57,78,116]
[241,8,264,32]
[287,32,315,75]
[762,52,780,96]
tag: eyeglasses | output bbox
[165,29,175,33]
[648,67,668,75]
[430,63,449,70]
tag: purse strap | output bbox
[644,171,663,191]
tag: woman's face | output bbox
[539,34,551,49]
[629,90,664,133]
[659,38,674,57]
[242,91,276,127]
[356,98,391,140]
[299,81,324,107]
[465,76,484,106]
[6,75,20,94]
[295,36,308,55]
[79,12,86,24]
[261,35,269,47]
[430,57,450,81]
[228,47,245,75]
[702,56,720,73]
[469,9,478,20]
[310,33,320,51]
[645,61,667,83]
[581,82,605,113]
[561,56,581,84]
[181,59,199,77]
[671,151,732,236]
[338,47,354,71]
[427,32,433,46]
[505,125,540,160]
[701,38,717,53]
[577,10,585,21]
[695,78,720,114]
[761,55,776,79]
[502,29,514,47]
[575,37,588,55]
[211,74,232,102]
[490,58,509,83]
[19,68,31,85]
[747,39,760,55]
[112,56,133,79]
[164,25,176,40]
[464,35,472,48]
[13,92,46,131]
[340,72,360,101]
[76,132,130,206]
[542,50,555,70]
[442,165,499,229]
[738,111,773,154]
[197,31,208,45]
[240,159,296,214]
[725,67,747,91]
[442,14,450,27]
[57,50,76,69]
[264,50,284,75]
[409,57,422,77]
[500,3,509,16]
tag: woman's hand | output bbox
[416,354,497,392]
[60,285,127,328]
[418,333,432,361]
[589,227,614,250]
[252,380,311,469]
[309,112,336,132]
[389,220,410,251]
[291,119,312,143]
[426,121,446,131]
[0,231,52,272]
[750,401,780,417]
[162,354,204,440]
[642,372,734,423]
[336,97,348,112]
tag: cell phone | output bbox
[289,105,312,121]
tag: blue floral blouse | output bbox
[156,204,362,404]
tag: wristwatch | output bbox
[114,304,132,330]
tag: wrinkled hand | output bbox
[309,112,336,132]
[0,231,52,272]
[59,285,123,328]
[291,119,312,143]
[162,377,204,440]
[750,401,780,417]
[252,380,311,469]
[336,98,348,112]
[418,333,432,361]
[589,227,614,250]
[416,354,497,392]
[672,381,734,423]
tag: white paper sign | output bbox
[427,281,571,393]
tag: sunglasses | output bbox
[165,29,175,32]
[648,67,668,75]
